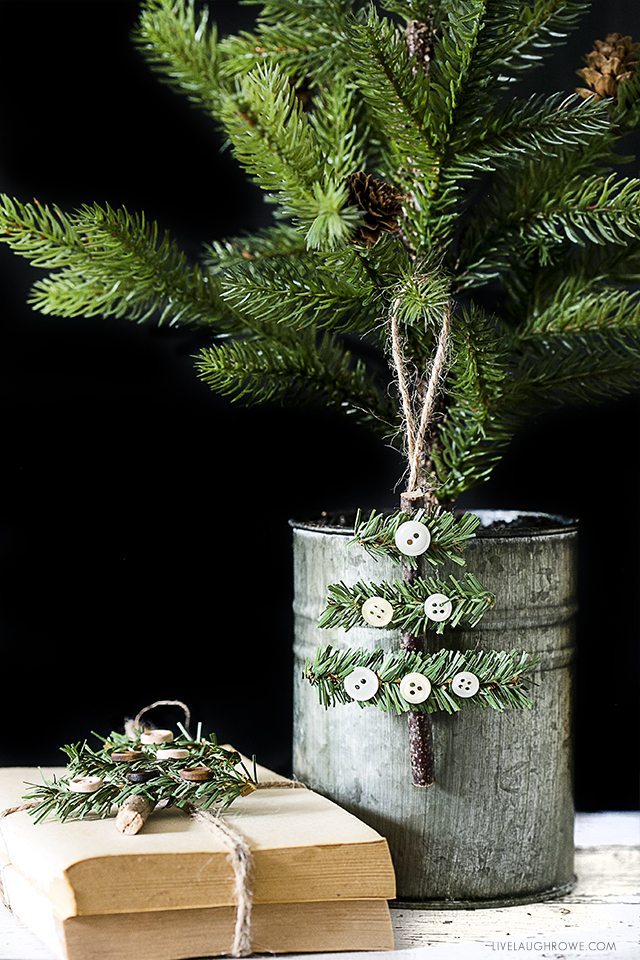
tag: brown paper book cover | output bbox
[0,766,395,918]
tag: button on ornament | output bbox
[361,595,394,626]
[140,729,174,745]
[399,672,432,704]
[126,769,159,784]
[424,593,452,622]
[156,748,190,761]
[344,667,379,701]
[111,749,145,763]
[179,766,213,782]
[394,520,431,557]
[451,671,480,698]
[69,775,104,794]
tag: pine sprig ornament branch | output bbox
[319,572,495,635]
[352,507,481,568]
[24,724,258,831]
[305,645,539,715]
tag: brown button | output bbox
[126,769,159,784]
[111,750,145,763]
[179,766,212,782]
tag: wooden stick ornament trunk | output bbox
[292,511,577,905]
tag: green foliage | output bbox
[24,726,257,824]
[0,197,226,328]
[305,644,538,713]
[352,507,480,569]
[319,572,495,636]
[1,0,639,503]
[135,0,225,118]
[195,332,396,433]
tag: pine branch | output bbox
[450,93,612,175]
[219,64,359,248]
[475,0,590,80]
[218,0,356,85]
[523,175,640,261]
[429,305,513,500]
[195,332,397,434]
[305,644,538,713]
[347,9,436,184]
[457,161,639,287]
[431,405,513,501]
[425,0,486,144]
[319,572,495,636]
[0,197,227,328]
[24,729,257,825]
[136,0,225,119]
[352,507,481,569]
[219,64,322,212]
[512,328,640,407]
[309,80,368,184]
[522,276,640,335]
[204,224,307,274]
[219,251,377,332]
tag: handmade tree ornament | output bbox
[307,503,537,785]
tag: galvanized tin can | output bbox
[292,511,578,906]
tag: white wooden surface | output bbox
[1,813,637,960]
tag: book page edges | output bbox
[3,864,395,959]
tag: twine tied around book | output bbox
[0,786,306,958]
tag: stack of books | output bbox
[0,762,396,959]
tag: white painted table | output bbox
[1,813,637,960]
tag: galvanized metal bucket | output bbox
[291,510,578,906]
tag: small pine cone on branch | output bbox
[406,19,435,75]
[576,33,640,100]
[346,171,404,247]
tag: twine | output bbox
[390,295,451,499]
[132,699,191,733]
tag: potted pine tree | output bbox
[0,0,638,905]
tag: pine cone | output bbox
[346,172,404,247]
[406,19,435,75]
[576,33,640,100]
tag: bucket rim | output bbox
[289,508,578,539]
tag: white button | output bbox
[69,775,104,794]
[424,593,452,622]
[361,595,394,626]
[156,748,191,760]
[344,667,379,701]
[394,520,431,556]
[140,729,174,744]
[451,671,480,698]
[399,672,432,704]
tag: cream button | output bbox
[344,667,379,701]
[394,520,431,556]
[399,672,432,704]
[140,729,174,745]
[362,595,394,627]
[424,593,452,622]
[452,671,480,698]
[156,748,191,761]
[68,775,103,794]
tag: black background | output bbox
[0,0,637,811]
